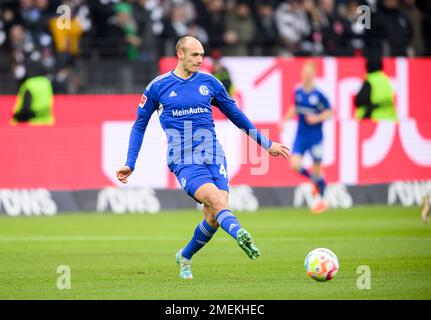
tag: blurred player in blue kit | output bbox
[116,36,289,279]
[280,61,333,214]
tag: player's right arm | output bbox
[116,87,158,184]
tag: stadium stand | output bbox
[0,0,429,94]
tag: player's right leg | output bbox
[291,137,310,179]
[173,165,218,279]
[194,183,260,260]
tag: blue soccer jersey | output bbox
[125,71,272,173]
[294,87,330,142]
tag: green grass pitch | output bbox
[0,206,430,300]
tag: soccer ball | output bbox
[304,248,339,282]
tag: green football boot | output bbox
[175,249,193,279]
[236,228,260,260]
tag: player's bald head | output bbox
[175,36,204,75]
[303,60,316,73]
[301,60,316,86]
[176,36,203,54]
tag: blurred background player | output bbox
[354,54,397,121]
[9,23,54,125]
[211,50,234,96]
[280,60,332,214]
[11,61,54,125]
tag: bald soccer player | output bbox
[116,36,290,279]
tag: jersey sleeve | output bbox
[125,86,158,171]
[211,76,272,150]
[319,91,331,110]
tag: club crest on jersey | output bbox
[181,178,187,187]
[308,94,319,105]
[138,94,147,108]
[199,85,209,96]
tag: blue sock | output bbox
[311,176,326,196]
[317,178,326,196]
[216,209,242,240]
[299,167,311,178]
[182,220,217,260]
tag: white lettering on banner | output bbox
[324,184,353,208]
[97,188,161,214]
[362,121,397,167]
[340,120,359,185]
[399,121,431,166]
[223,58,280,122]
[388,181,431,206]
[228,185,259,211]
[0,189,57,216]
[392,59,431,166]
[294,183,353,209]
[98,58,430,189]
[102,121,167,189]
[395,59,409,120]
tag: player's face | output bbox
[181,43,204,74]
[302,65,315,87]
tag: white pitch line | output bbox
[0,236,183,242]
[0,236,306,242]
[0,236,429,242]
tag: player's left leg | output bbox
[291,136,310,179]
[194,183,260,260]
[310,162,329,214]
[309,143,329,214]
[311,162,326,198]
[210,159,260,260]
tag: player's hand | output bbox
[305,115,320,125]
[116,166,132,184]
[268,142,290,160]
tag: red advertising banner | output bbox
[1,58,430,190]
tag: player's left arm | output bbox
[211,78,290,160]
[306,109,333,125]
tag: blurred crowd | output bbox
[0,0,430,93]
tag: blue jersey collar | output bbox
[170,70,199,82]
